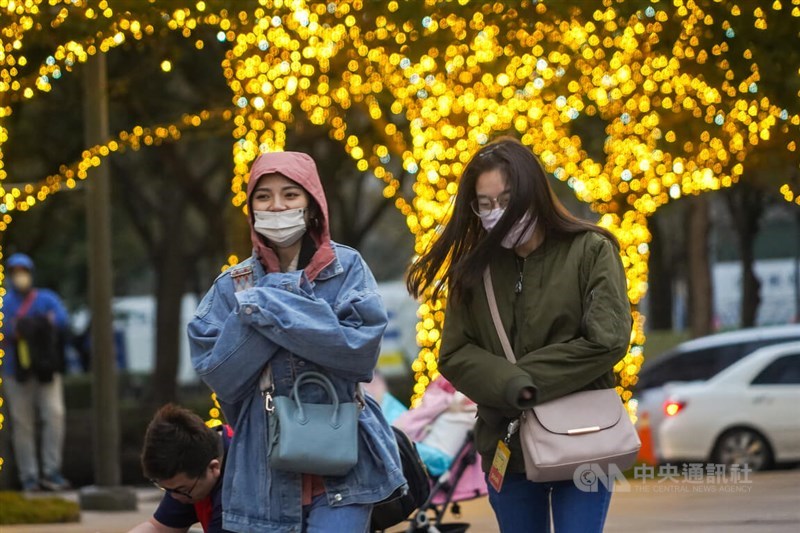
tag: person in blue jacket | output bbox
[188,151,405,533]
[1,252,71,492]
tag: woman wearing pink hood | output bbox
[189,152,405,533]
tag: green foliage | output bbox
[643,329,692,362]
[0,492,80,525]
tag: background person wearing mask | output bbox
[188,151,405,533]
[1,252,71,492]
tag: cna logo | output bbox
[573,463,630,493]
[574,462,755,494]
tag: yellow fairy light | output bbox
[1,0,798,428]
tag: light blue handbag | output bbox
[267,371,359,476]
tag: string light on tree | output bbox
[1,2,798,440]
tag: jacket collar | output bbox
[236,244,343,284]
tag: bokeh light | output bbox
[1,1,798,434]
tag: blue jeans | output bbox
[487,473,612,533]
[303,494,372,533]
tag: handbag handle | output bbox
[483,268,517,364]
[290,371,343,427]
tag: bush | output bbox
[642,330,691,362]
[0,491,80,525]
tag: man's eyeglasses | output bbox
[471,191,511,216]
[150,475,200,499]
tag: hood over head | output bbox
[246,151,335,281]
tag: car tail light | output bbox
[664,400,685,416]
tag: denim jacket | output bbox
[188,245,405,533]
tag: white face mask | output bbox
[479,208,537,249]
[478,207,504,232]
[11,271,33,293]
[253,208,307,247]
[501,212,537,249]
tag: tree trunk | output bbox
[151,200,186,406]
[687,195,713,337]
[647,213,673,330]
[228,208,253,262]
[740,233,762,328]
[724,184,764,328]
[83,53,123,488]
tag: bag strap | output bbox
[16,290,38,319]
[484,268,527,439]
[259,366,274,394]
[483,268,517,364]
[262,365,365,412]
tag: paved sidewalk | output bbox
[2,469,798,532]
[604,468,800,533]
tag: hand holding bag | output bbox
[483,268,640,482]
[267,371,359,476]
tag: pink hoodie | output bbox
[246,152,336,281]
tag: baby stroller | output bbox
[376,376,489,533]
[401,429,486,533]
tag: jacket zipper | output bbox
[515,255,525,294]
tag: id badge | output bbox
[488,440,511,492]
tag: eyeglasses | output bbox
[471,191,511,216]
[151,475,200,499]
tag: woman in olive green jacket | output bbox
[407,137,632,533]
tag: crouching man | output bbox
[128,404,233,533]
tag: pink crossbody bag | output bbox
[483,268,641,482]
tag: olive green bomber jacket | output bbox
[438,230,633,474]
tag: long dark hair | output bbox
[406,137,618,302]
